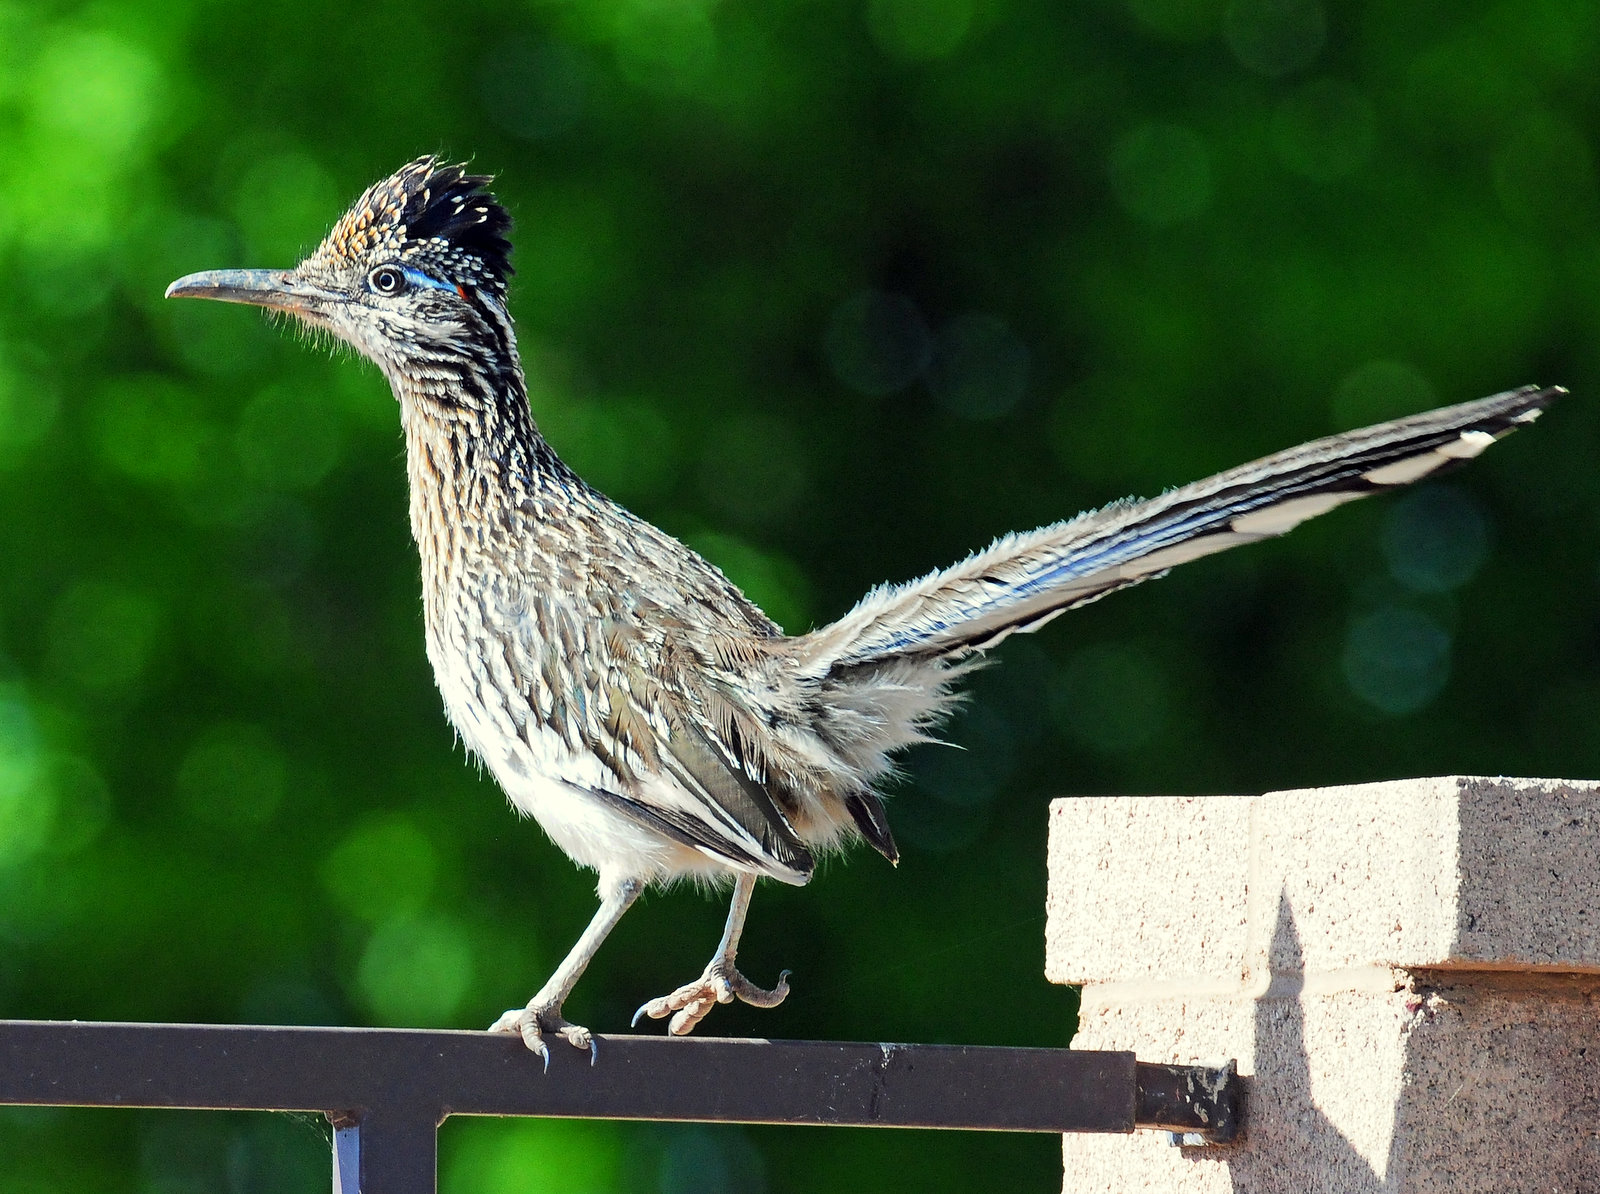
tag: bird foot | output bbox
[488,1002,597,1070]
[631,962,792,1036]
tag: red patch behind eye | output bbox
[456,284,468,299]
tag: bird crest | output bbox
[316,156,514,292]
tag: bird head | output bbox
[166,157,515,387]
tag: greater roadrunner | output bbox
[167,157,1563,1062]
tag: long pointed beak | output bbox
[164,268,331,314]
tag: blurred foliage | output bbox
[2,0,1599,1189]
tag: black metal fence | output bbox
[0,1020,1241,1193]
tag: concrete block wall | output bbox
[1046,777,1600,1192]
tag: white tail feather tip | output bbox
[1437,429,1497,459]
[1362,453,1447,487]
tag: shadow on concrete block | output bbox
[1048,777,1600,1192]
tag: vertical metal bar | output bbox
[331,1117,361,1194]
[328,1106,440,1194]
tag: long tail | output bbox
[801,386,1561,672]
[786,385,1562,856]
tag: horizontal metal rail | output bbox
[0,1021,1241,1192]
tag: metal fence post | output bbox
[330,1103,441,1194]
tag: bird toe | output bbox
[489,1003,593,1064]
[634,963,792,1036]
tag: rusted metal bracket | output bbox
[1135,1059,1242,1144]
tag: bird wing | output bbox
[798,385,1563,672]
[533,596,814,885]
[656,695,815,880]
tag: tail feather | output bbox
[799,385,1563,675]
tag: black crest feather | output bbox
[322,157,515,292]
[402,161,514,285]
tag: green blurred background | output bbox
[2,0,1599,1189]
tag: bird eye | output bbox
[368,265,406,296]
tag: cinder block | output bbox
[1048,778,1600,1193]
[1255,777,1600,974]
[1045,796,1253,990]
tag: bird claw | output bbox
[632,964,792,1036]
[488,1003,596,1069]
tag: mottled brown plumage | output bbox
[167,157,1563,1061]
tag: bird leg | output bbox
[489,874,642,1067]
[631,872,790,1036]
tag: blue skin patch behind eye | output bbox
[403,267,459,294]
